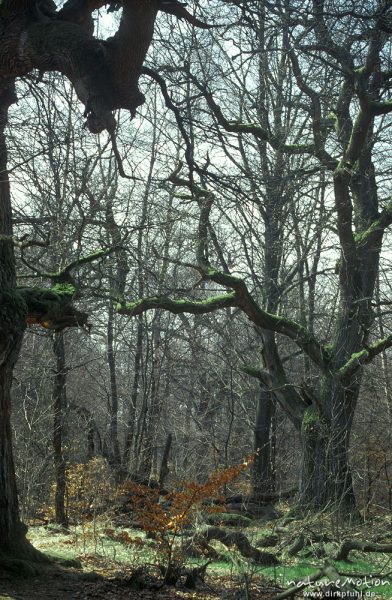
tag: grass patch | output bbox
[24,520,392,598]
[27,525,154,571]
[262,562,317,585]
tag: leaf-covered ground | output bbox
[0,564,282,600]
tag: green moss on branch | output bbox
[18,285,87,331]
[117,292,238,316]
[339,335,392,379]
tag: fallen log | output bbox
[335,540,392,561]
[287,533,331,557]
[287,533,305,556]
[256,534,279,548]
[194,526,279,566]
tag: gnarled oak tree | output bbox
[0,0,209,562]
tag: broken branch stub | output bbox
[0,0,211,133]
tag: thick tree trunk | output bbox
[0,340,49,563]
[0,335,27,555]
[52,332,68,528]
[0,2,160,133]
[0,81,46,561]
[0,81,24,555]
[297,137,379,517]
[299,378,358,517]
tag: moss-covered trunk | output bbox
[299,377,358,517]
[298,121,381,517]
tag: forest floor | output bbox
[0,560,283,600]
[0,565,269,600]
[1,511,392,599]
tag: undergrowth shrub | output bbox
[121,455,255,584]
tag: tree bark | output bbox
[335,539,392,561]
[193,527,279,566]
[52,331,68,528]
[299,379,358,516]
[253,386,275,496]
[0,2,159,132]
[159,432,172,488]
[123,314,143,471]
[0,81,44,560]
[107,301,121,473]
[0,334,26,555]
[138,320,163,481]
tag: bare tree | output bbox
[118,0,392,519]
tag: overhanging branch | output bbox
[117,292,238,317]
[41,247,121,282]
[201,268,331,371]
[157,166,331,371]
